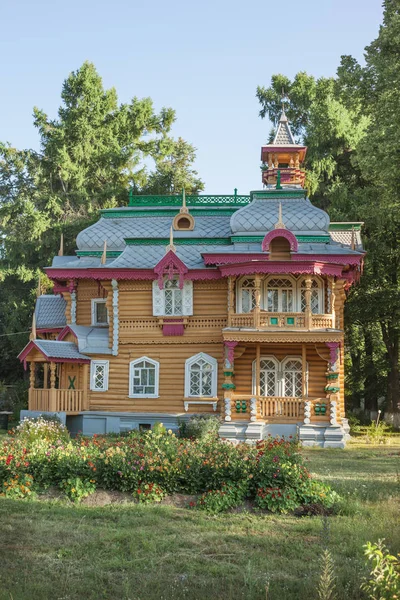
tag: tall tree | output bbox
[0,61,204,382]
[256,0,400,417]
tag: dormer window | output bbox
[173,213,195,231]
[152,278,193,317]
[91,299,108,326]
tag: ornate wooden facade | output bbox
[18,113,364,446]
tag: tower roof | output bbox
[273,110,296,145]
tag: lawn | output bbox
[0,444,399,600]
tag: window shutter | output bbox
[182,280,193,316]
[152,280,165,316]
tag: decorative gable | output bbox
[153,250,189,289]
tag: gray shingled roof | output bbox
[109,244,224,269]
[273,112,296,145]
[76,216,232,252]
[329,230,363,250]
[33,340,89,361]
[35,295,67,329]
[63,325,112,355]
[230,197,330,235]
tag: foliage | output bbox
[178,414,221,441]
[361,540,400,600]
[255,487,297,513]
[12,416,70,444]
[196,481,248,514]
[317,549,337,600]
[60,477,96,502]
[0,62,203,382]
[364,422,393,445]
[256,2,400,416]
[134,482,166,504]
[0,473,35,499]
[0,430,339,513]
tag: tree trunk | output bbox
[364,328,378,412]
[380,321,400,414]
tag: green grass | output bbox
[0,446,399,600]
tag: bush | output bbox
[196,482,247,513]
[0,473,35,499]
[362,539,400,599]
[60,477,96,502]
[178,414,221,440]
[13,416,70,444]
[134,482,165,504]
[365,421,393,444]
[255,487,297,513]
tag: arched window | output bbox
[185,353,218,398]
[269,236,291,260]
[253,356,305,398]
[237,277,256,313]
[259,357,278,396]
[129,357,159,398]
[299,278,323,314]
[265,277,294,312]
[282,358,303,397]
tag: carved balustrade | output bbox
[224,395,331,422]
[227,312,335,330]
[29,389,84,414]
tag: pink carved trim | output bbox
[57,326,76,342]
[67,279,76,293]
[52,284,69,294]
[219,261,344,278]
[262,229,298,252]
[37,328,64,334]
[154,250,188,289]
[185,270,221,281]
[203,253,363,267]
[224,340,238,364]
[326,342,340,366]
[47,266,221,284]
[163,324,185,336]
[18,340,90,364]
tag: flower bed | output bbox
[0,418,340,512]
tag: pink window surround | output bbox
[18,341,90,366]
[262,229,298,253]
[153,250,188,290]
[162,318,185,336]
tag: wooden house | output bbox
[18,111,364,446]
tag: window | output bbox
[238,278,257,313]
[299,278,323,314]
[91,299,108,325]
[253,356,305,398]
[152,279,193,316]
[185,353,218,398]
[129,357,159,398]
[164,278,183,316]
[282,358,303,397]
[90,360,109,391]
[265,278,294,312]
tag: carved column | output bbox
[68,280,77,325]
[254,274,261,329]
[111,279,119,356]
[49,362,57,411]
[223,341,238,421]
[304,276,312,329]
[227,276,236,327]
[28,362,35,410]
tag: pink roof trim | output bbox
[262,229,298,253]
[18,340,90,364]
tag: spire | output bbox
[58,233,64,257]
[30,312,37,341]
[101,240,107,264]
[273,111,296,145]
[166,227,176,254]
[274,202,286,229]
[180,188,189,214]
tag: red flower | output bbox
[5,455,13,466]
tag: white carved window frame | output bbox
[91,298,109,326]
[152,278,193,316]
[263,275,296,312]
[129,356,160,399]
[184,352,218,398]
[236,276,257,313]
[298,275,324,314]
[90,360,109,392]
[252,355,308,397]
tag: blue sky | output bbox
[1,0,382,194]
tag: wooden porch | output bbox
[28,388,86,414]
[225,394,331,423]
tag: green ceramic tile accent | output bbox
[270,317,278,325]
[286,317,295,325]
[124,238,231,246]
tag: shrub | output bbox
[179,414,221,441]
[361,539,400,599]
[255,487,297,513]
[196,482,247,513]
[60,477,96,502]
[297,480,341,510]
[0,473,35,499]
[134,482,165,503]
[365,421,392,445]
[13,416,70,444]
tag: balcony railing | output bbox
[227,312,335,330]
[225,395,332,422]
[29,389,85,414]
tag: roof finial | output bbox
[180,188,189,214]
[58,233,64,257]
[351,226,356,251]
[30,312,37,341]
[166,227,176,254]
[281,87,287,115]
[275,202,286,230]
[101,240,107,264]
